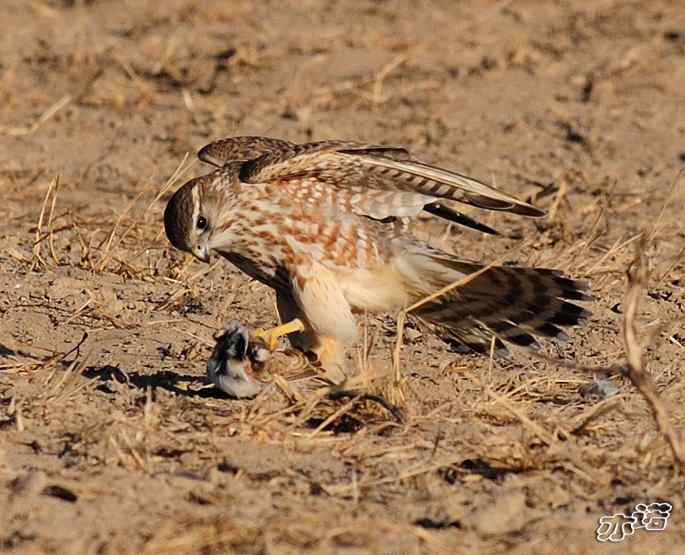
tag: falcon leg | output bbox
[276,290,349,384]
[252,318,305,351]
[276,290,315,349]
[307,336,347,384]
[278,267,358,384]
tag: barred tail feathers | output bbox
[399,253,591,355]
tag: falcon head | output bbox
[163,177,214,263]
[206,321,271,398]
[164,163,245,263]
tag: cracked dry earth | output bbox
[1,1,685,554]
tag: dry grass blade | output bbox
[570,396,623,434]
[32,176,59,269]
[42,347,95,404]
[0,94,72,136]
[546,176,568,223]
[159,259,222,310]
[393,260,501,381]
[481,382,558,446]
[585,231,645,275]
[646,167,683,242]
[622,236,685,467]
[306,389,404,439]
[46,177,60,264]
[147,151,195,216]
[98,189,148,272]
[656,243,685,285]
[306,394,362,439]
[526,349,624,377]
[370,55,406,104]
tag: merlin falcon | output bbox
[164,136,590,393]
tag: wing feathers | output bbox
[354,155,545,217]
[198,136,546,230]
[423,203,500,235]
[198,136,295,167]
[192,136,589,356]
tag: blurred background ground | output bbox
[1,1,684,553]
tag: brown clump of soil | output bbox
[1,1,684,553]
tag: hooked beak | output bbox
[193,243,211,263]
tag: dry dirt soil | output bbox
[2,1,685,554]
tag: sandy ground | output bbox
[1,1,685,553]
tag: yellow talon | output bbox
[252,318,305,351]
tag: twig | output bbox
[622,236,685,467]
[328,389,405,424]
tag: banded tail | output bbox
[400,251,591,355]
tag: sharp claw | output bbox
[252,318,305,351]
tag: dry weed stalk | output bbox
[525,232,685,468]
[622,238,685,467]
[5,331,90,376]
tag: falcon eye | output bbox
[196,216,208,230]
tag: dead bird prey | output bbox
[165,136,591,384]
[207,321,321,398]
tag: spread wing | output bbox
[197,136,544,233]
